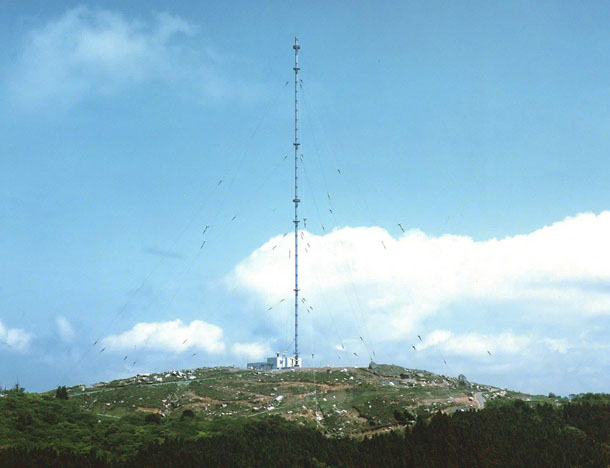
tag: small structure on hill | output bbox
[247,352,302,371]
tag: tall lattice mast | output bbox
[292,38,301,366]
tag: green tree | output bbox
[55,386,69,400]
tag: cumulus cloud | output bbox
[418,330,532,357]
[0,321,33,352]
[55,316,75,343]
[102,319,225,354]
[227,212,610,352]
[543,338,569,354]
[6,6,195,108]
[231,341,273,361]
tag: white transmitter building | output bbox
[247,353,302,371]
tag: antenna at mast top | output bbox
[292,37,301,367]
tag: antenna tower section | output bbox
[293,37,301,367]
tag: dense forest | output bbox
[1,388,609,467]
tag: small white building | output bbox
[247,352,302,370]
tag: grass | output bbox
[53,363,529,436]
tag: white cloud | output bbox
[102,319,225,354]
[7,6,195,108]
[231,341,273,361]
[229,211,610,345]
[0,321,33,352]
[418,330,532,357]
[543,338,569,354]
[55,316,75,343]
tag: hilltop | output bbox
[54,363,550,437]
[3,365,609,467]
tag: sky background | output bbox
[2,0,610,396]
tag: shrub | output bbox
[55,386,69,400]
[144,413,161,424]
[180,409,195,420]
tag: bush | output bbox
[144,413,161,424]
[55,386,69,400]
[393,408,415,423]
[180,409,195,420]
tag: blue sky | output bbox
[2,1,610,396]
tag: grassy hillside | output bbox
[44,363,553,437]
[4,365,605,467]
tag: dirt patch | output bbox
[446,395,476,407]
[349,407,373,426]
[282,407,317,422]
[421,395,476,412]
[352,425,406,439]
[272,381,350,393]
[314,383,350,392]
[180,391,221,408]
[247,395,275,405]
[136,407,160,414]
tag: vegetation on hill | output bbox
[1,390,609,467]
[1,366,605,466]
[35,365,556,437]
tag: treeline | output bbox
[1,396,610,467]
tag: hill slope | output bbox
[58,363,550,436]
